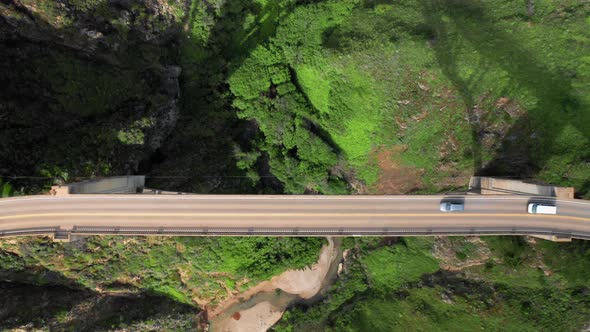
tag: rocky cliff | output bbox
[0,0,185,190]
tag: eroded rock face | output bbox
[0,0,183,53]
[0,0,185,187]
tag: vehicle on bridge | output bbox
[440,201,465,212]
[528,203,557,215]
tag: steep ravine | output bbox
[0,0,183,191]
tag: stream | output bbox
[210,237,343,332]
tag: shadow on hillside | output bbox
[0,250,199,331]
[0,1,188,192]
[0,0,290,194]
[139,0,293,193]
[420,0,589,181]
[0,268,197,330]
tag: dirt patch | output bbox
[432,237,493,271]
[210,239,337,317]
[372,146,424,194]
[436,162,473,189]
[214,301,284,332]
[270,238,337,298]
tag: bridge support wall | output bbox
[51,176,145,195]
[469,177,574,199]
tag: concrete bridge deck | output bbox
[1,195,589,241]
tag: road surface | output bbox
[0,195,589,240]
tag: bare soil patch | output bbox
[432,237,493,271]
[214,301,283,332]
[372,146,424,194]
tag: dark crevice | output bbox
[287,65,343,156]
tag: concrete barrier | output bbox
[51,176,145,195]
[469,177,574,199]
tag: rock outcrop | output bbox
[0,0,186,188]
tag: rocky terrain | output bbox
[0,0,183,190]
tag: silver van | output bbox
[527,203,557,215]
[440,201,464,212]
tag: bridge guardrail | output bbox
[1,226,587,240]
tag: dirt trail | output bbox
[211,238,339,332]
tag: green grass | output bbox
[333,288,490,332]
[0,180,14,198]
[226,0,590,194]
[537,239,590,287]
[331,285,590,332]
[462,237,550,288]
[275,236,590,332]
[0,236,324,305]
[296,64,331,114]
[449,237,478,260]
[362,238,439,291]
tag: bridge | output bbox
[1,194,589,241]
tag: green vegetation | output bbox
[0,280,198,331]
[362,238,439,292]
[329,285,590,332]
[450,237,479,260]
[0,179,14,197]
[41,54,147,117]
[538,240,590,286]
[2,0,588,195]
[0,0,182,192]
[227,0,590,194]
[1,0,590,330]
[0,236,324,305]
[272,238,439,330]
[471,236,590,289]
[274,236,590,332]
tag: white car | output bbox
[440,202,464,212]
[527,203,557,215]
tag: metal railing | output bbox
[2,226,588,240]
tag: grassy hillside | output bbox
[2,235,589,331]
[2,0,588,195]
[227,0,590,195]
[0,236,324,306]
[0,281,198,331]
[273,236,590,332]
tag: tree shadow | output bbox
[143,0,294,193]
[0,1,186,191]
[0,278,197,330]
[0,0,293,194]
[419,0,589,180]
[0,236,200,330]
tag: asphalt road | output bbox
[1,195,589,239]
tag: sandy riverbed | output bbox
[211,238,339,332]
